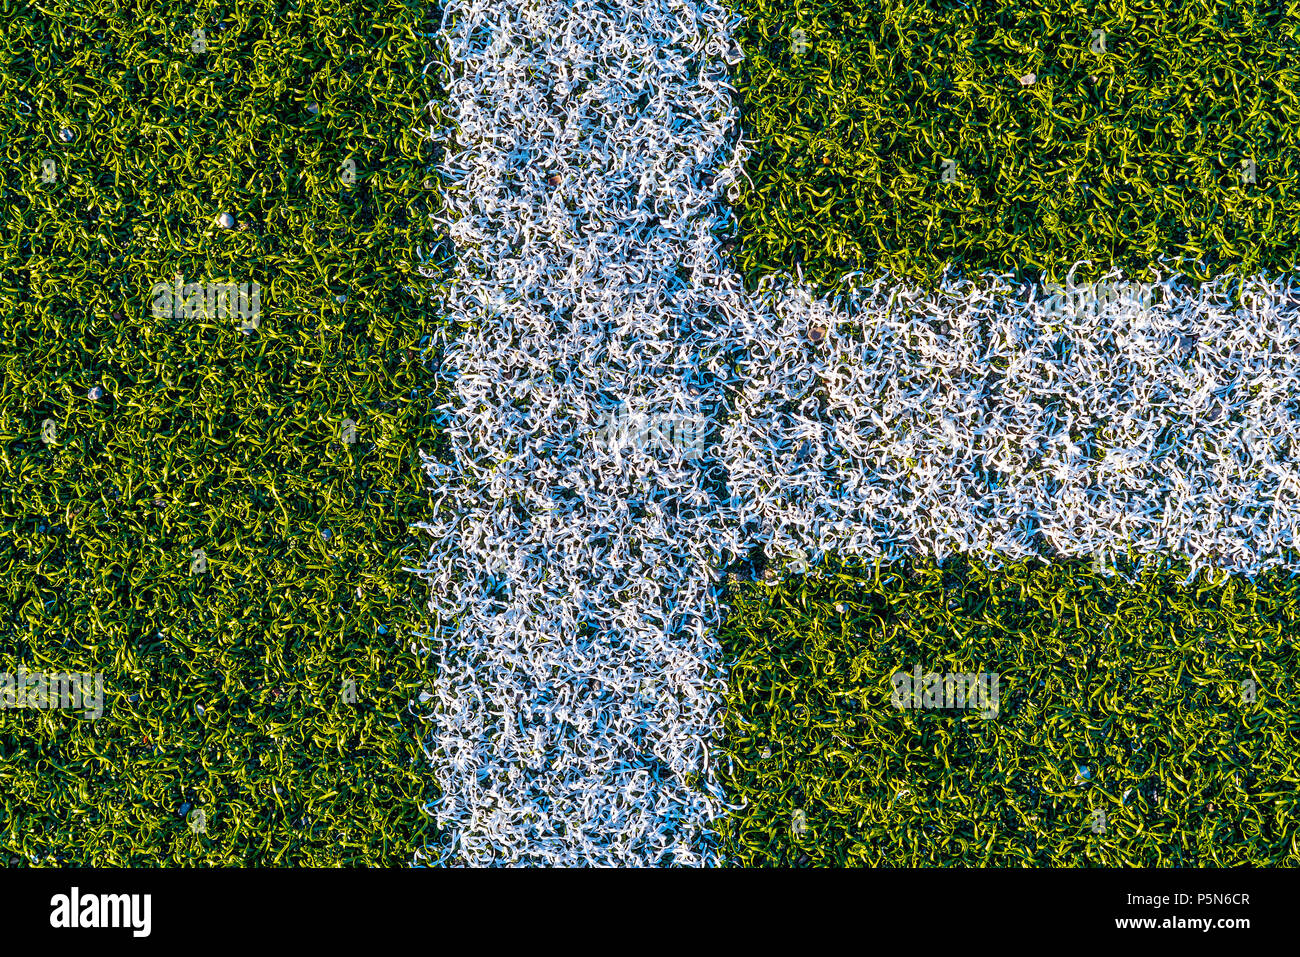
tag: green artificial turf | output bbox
[6,0,1296,870]
[0,0,450,865]
[713,555,1300,866]
[713,0,1300,866]
[723,0,1300,293]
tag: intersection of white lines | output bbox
[415,0,1300,865]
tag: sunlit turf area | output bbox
[0,0,448,864]
[709,0,1300,866]
[712,556,1300,866]
[4,0,1299,870]
[723,0,1300,292]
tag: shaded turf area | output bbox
[0,0,449,865]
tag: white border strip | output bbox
[724,267,1300,582]
[416,0,748,866]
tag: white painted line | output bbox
[417,0,1300,865]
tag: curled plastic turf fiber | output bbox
[722,0,1300,293]
[713,554,1300,867]
[418,0,1300,866]
[0,0,447,865]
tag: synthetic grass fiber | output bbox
[708,0,1300,867]
[0,0,448,865]
[417,0,1300,866]
[713,555,1300,866]
[413,0,749,866]
[5,0,1296,870]
[723,0,1300,292]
